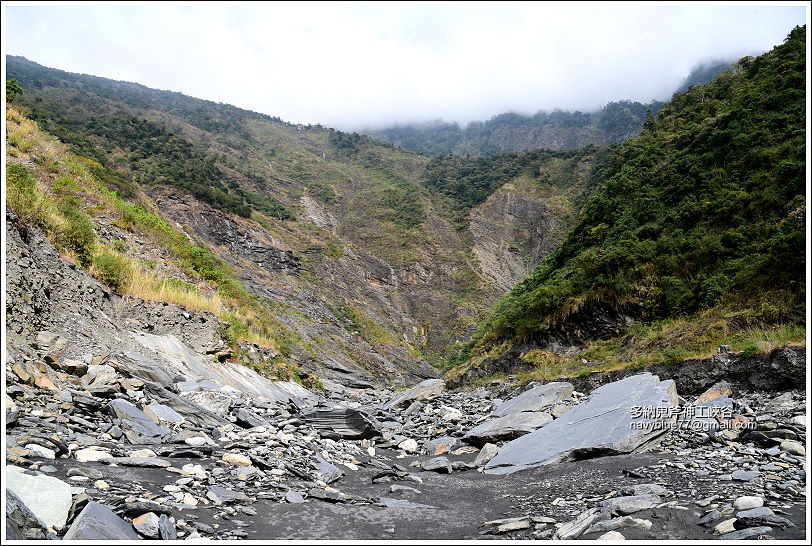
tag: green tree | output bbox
[6,79,23,102]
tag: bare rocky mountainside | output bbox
[6,55,608,386]
[3,27,807,543]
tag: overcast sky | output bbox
[3,3,808,130]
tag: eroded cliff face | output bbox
[146,184,502,385]
[469,180,563,291]
[468,156,596,291]
[454,125,615,156]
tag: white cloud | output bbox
[3,2,807,129]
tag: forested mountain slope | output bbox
[7,56,607,386]
[449,26,805,384]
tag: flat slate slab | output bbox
[491,382,573,417]
[484,373,678,475]
[463,411,553,444]
[62,502,142,540]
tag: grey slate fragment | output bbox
[382,379,445,410]
[62,502,142,541]
[491,382,573,417]
[307,487,345,503]
[600,494,661,515]
[620,483,671,496]
[207,485,251,505]
[109,351,178,388]
[285,491,305,504]
[234,407,267,428]
[375,497,436,509]
[485,373,678,474]
[731,470,760,481]
[735,507,795,528]
[718,526,773,540]
[106,456,171,468]
[107,399,170,444]
[421,456,452,473]
[144,402,185,425]
[142,383,229,428]
[159,514,177,540]
[555,508,609,539]
[313,456,344,484]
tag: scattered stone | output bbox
[158,514,177,540]
[586,516,652,534]
[207,485,251,505]
[143,403,185,425]
[719,526,773,540]
[421,457,452,473]
[733,496,764,510]
[397,438,418,452]
[619,484,670,497]
[222,453,252,467]
[731,470,760,482]
[556,508,608,539]
[75,447,113,462]
[463,411,553,444]
[107,399,169,444]
[714,518,738,535]
[480,516,531,534]
[600,494,661,516]
[234,407,267,429]
[473,443,499,466]
[132,512,161,538]
[389,484,421,495]
[736,507,795,528]
[106,457,171,468]
[779,440,805,456]
[285,491,305,504]
[24,443,56,459]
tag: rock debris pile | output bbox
[4,338,807,541]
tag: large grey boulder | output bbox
[301,407,382,439]
[62,502,142,540]
[142,383,229,428]
[463,411,553,444]
[143,402,185,425]
[485,373,678,475]
[5,466,72,529]
[491,382,573,417]
[107,399,170,444]
[382,379,445,411]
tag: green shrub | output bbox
[661,347,688,366]
[112,239,128,253]
[92,252,131,291]
[55,204,95,266]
